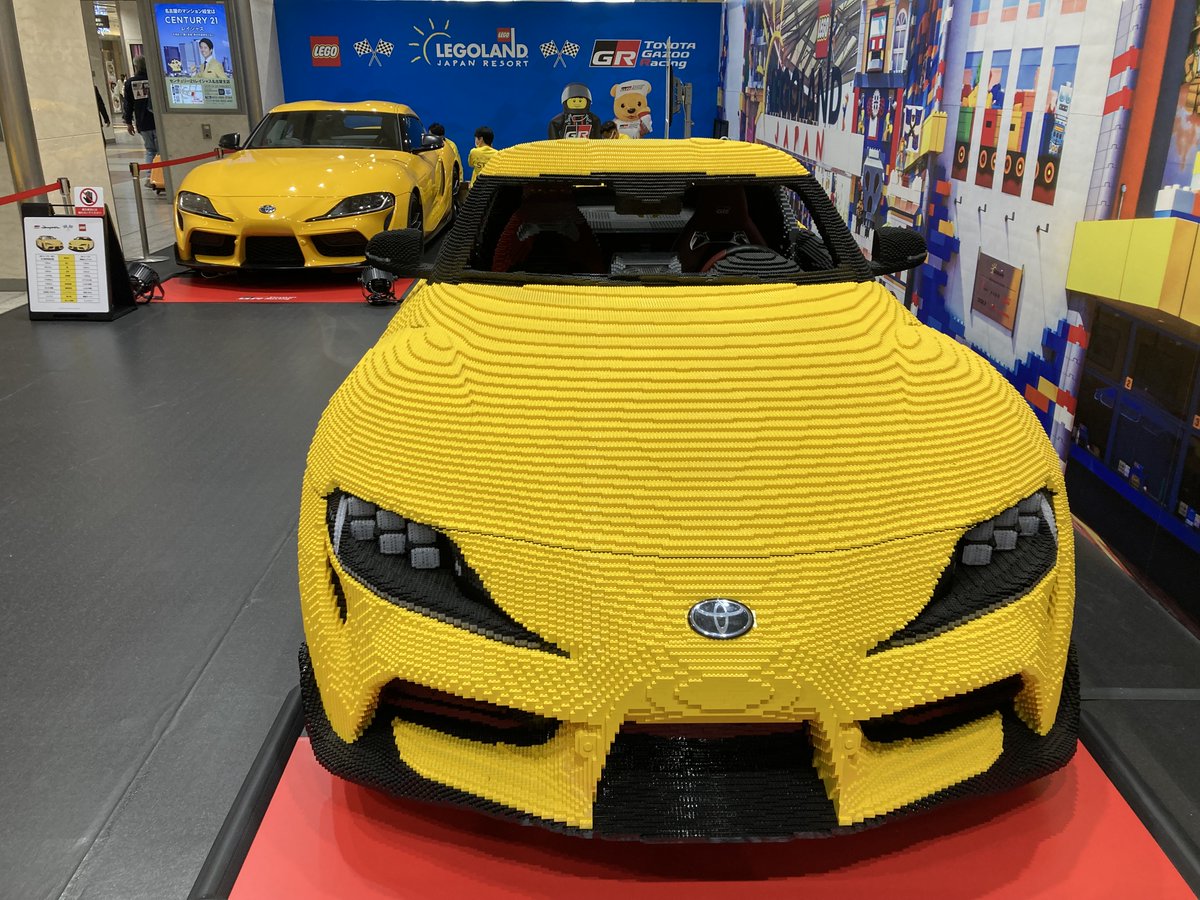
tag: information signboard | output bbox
[24,217,110,314]
[154,2,237,110]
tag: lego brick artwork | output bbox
[297,139,1077,839]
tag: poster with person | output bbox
[154,3,237,110]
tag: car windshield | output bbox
[246,111,404,151]
[437,175,868,286]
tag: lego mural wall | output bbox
[725,0,1131,461]
[728,0,1200,606]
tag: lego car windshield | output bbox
[433,174,875,286]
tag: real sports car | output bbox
[174,101,461,270]
[297,139,1077,839]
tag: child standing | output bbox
[468,126,497,185]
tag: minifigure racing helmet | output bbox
[562,83,593,107]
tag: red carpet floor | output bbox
[160,275,413,303]
[231,738,1190,899]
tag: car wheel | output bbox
[408,193,423,234]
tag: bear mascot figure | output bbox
[611,79,653,138]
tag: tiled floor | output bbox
[106,128,175,261]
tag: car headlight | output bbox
[309,192,395,221]
[324,490,562,654]
[177,191,233,221]
[872,489,1059,652]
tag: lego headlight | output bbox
[177,191,232,221]
[873,490,1059,652]
[325,491,561,654]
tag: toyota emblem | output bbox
[259,204,276,214]
[688,598,755,640]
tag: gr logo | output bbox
[310,36,341,66]
[590,39,641,67]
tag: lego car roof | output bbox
[480,138,811,179]
[268,100,418,116]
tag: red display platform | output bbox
[231,738,1191,898]
[160,276,413,303]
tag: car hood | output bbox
[305,280,1062,556]
[180,148,412,199]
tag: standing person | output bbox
[468,126,497,184]
[124,57,157,189]
[427,122,458,160]
[94,82,111,127]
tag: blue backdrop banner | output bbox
[274,0,721,160]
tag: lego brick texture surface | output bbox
[298,142,1078,836]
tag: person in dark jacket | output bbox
[123,57,157,188]
[93,82,110,127]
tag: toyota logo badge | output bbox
[259,204,276,214]
[688,598,755,640]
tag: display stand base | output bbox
[191,691,1191,899]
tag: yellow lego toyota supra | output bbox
[174,101,460,270]
[297,139,1077,839]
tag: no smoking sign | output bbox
[74,186,105,217]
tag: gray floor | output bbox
[0,300,391,900]
[1,295,1199,899]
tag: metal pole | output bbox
[129,161,165,262]
[0,0,46,191]
[58,177,72,214]
[230,0,264,125]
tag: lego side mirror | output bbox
[870,226,927,276]
[365,228,426,278]
[217,132,241,150]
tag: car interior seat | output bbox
[674,185,767,272]
[491,185,605,275]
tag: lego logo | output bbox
[310,36,341,66]
[496,28,512,42]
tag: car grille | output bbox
[190,231,235,256]
[244,235,305,267]
[593,723,838,838]
[312,232,368,258]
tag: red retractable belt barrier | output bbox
[0,181,62,207]
[136,149,220,172]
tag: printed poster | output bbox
[155,3,237,110]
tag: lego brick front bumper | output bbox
[298,485,1077,837]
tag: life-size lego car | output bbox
[173,101,461,270]
[297,139,1077,839]
[68,236,95,252]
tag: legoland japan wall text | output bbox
[274,0,722,153]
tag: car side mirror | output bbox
[870,226,927,276]
[419,134,444,151]
[365,228,425,278]
[217,132,241,150]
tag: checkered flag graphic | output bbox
[354,39,372,57]
[376,39,394,57]
[541,38,577,67]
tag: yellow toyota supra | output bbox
[297,139,1077,839]
[174,101,461,270]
